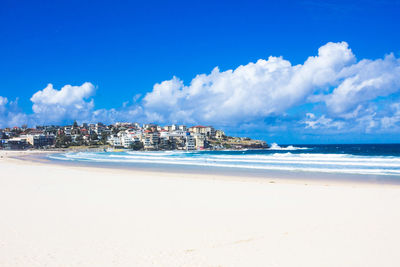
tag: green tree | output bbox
[100,131,109,144]
[55,133,72,148]
[130,141,144,151]
[90,132,98,141]
[75,134,84,146]
[224,143,232,149]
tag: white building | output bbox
[193,134,206,149]
[170,130,187,137]
[64,126,72,136]
[95,123,106,134]
[205,126,215,137]
[115,130,142,148]
[143,137,152,149]
[215,130,225,139]
[185,135,195,150]
[23,134,55,148]
[107,135,122,147]
[121,134,133,148]
[188,126,215,137]
[160,130,170,138]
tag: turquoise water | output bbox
[49,144,400,177]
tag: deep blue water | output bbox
[276,143,400,157]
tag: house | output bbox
[193,134,207,149]
[64,126,72,136]
[107,135,122,147]
[189,126,215,137]
[204,126,215,137]
[143,123,157,130]
[215,130,225,139]
[185,135,195,150]
[159,130,170,138]
[3,138,29,150]
[24,134,55,148]
[115,122,133,128]
[189,125,206,134]
[170,130,187,137]
[95,123,106,134]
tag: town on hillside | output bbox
[0,122,268,150]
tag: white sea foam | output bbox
[49,150,400,176]
[268,143,309,150]
[99,154,400,167]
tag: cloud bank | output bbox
[0,97,28,127]
[30,82,95,124]
[143,42,356,124]
[140,41,400,133]
[1,41,400,138]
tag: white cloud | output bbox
[140,41,400,135]
[31,82,95,106]
[325,54,400,115]
[143,41,356,125]
[380,103,400,130]
[303,113,345,129]
[0,97,29,128]
[0,96,8,113]
[30,82,96,124]
[0,96,8,105]
[2,41,400,137]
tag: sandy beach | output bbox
[1,150,400,267]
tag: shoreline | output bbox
[1,150,400,266]
[8,150,400,188]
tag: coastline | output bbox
[13,149,400,187]
[1,150,400,266]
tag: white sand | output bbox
[1,150,400,267]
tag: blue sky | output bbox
[0,0,400,144]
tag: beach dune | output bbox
[0,151,399,267]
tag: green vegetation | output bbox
[100,132,109,144]
[130,141,144,151]
[55,133,72,148]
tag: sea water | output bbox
[48,144,400,180]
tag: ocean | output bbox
[48,144,400,181]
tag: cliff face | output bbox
[209,137,268,150]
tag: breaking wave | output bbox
[268,143,309,150]
[49,146,400,176]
